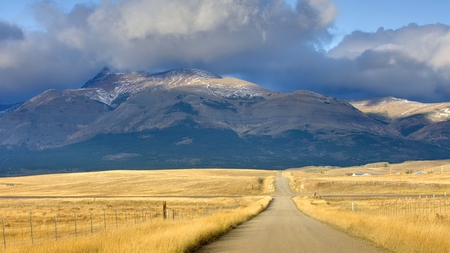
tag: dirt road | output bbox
[198,174,387,253]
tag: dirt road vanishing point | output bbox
[198,173,387,253]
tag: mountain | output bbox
[0,69,449,175]
[0,102,23,118]
[350,97,450,143]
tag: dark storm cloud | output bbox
[0,21,24,41]
[247,23,450,102]
[323,24,450,101]
[0,0,337,104]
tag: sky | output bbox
[1,0,450,104]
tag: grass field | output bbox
[4,160,450,252]
[285,160,450,195]
[0,169,276,196]
[0,169,276,252]
[289,160,450,253]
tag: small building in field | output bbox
[352,173,372,176]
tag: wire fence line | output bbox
[0,202,229,250]
[344,195,449,216]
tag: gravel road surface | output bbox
[197,173,388,253]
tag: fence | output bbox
[0,201,227,250]
[345,195,449,217]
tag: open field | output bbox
[0,169,276,252]
[289,160,450,253]
[0,169,276,196]
[293,197,450,253]
[285,160,450,195]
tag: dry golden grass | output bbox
[0,169,276,252]
[2,196,271,253]
[293,197,450,253]
[286,160,450,195]
[289,160,450,253]
[0,169,277,196]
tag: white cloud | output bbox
[329,24,450,72]
[5,0,450,104]
[0,0,336,103]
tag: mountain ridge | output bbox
[1,68,449,174]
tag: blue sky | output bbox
[330,0,450,48]
[1,0,450,103]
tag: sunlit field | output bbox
[290,160,450,253]
[0,169,276,252]
[285,160,450,195]
[0,169,276,196]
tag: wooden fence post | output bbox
[104,209,107,229]
[74,212,78,237]
[163,201,167,220]
[29,213,34,244]
[115,210,118,228]
[2,219,6,249]
[90,211,93,234]
[54,215,58,240]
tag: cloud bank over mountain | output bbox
[0,0,450,104]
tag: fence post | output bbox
[2,219,6,249]
[433,197,435,214]
[415,199,417,214]
[134,210,137,225]
[74,212,78,237]
[163,201,167,220]
[90,211,93,234]
[104,210,107,229]
[54,215,58,240]
[29,213,34,244]
[115,210,118,228]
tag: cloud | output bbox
[0,21,24,41]
[0,0,337,104]
[322,24,450,101]
[244,23,450,103]
[2,0,450,104]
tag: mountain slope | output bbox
[1,68,397,150]
[350,97,450,140]
[0,69,449,174]
[0,102,22,118]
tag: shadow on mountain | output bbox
[1,121,449,176]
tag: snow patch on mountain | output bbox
[80,68,269,105]
[429,108,450,121]
[83,88,119,106]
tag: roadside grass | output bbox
[293,197,450,253]
[285,160,450,195]
[288,160,450,253]
[0,169,276,252]
[2,196,272,253]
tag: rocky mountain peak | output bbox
[82,67,117,88]
[151,68,222,80]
